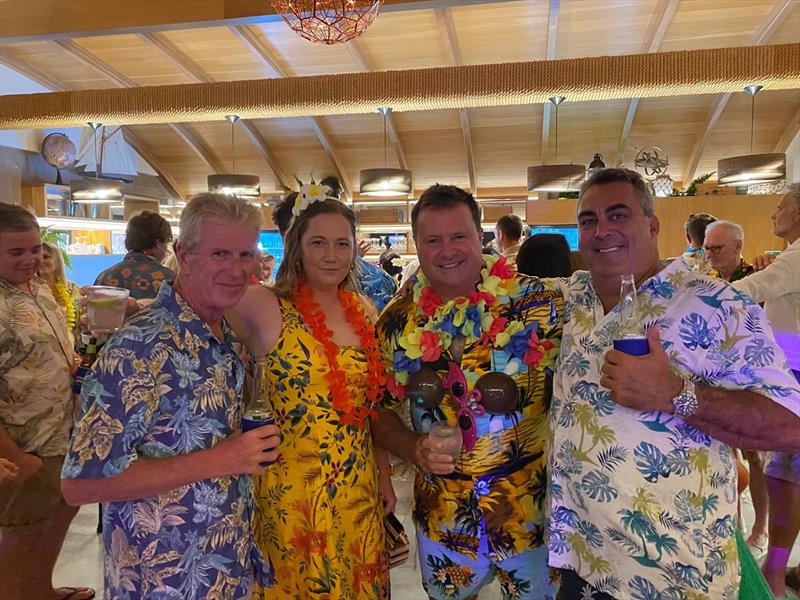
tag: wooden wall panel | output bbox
[527,194,786,260]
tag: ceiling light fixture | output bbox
[271,0,383,45]
[359,107,412,197]
[207,115,261,198]
[70,122,123,203]
[718,85,786,186]
[527,96,585,195]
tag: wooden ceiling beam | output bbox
[170,123,227,174]
[434,7,476,195]
[228,25,285,78]
[773,105,800,153]
[1,45,185,198]
[230,24,351,199]
[138,31,291,190]
[0,0,514,42]
[540,0,560,167]
[54,37,226,175]
[0,47,69,92]
[308,117,353,201]
[614,0,679,167]
[138,32,213,83]
[346,40,408,171]
[682,0,796,183]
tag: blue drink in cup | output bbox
[613,335,650,356]
[242,406,276,466]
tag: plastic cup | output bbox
[613,335,650,356]
[87,286,129,333]
[428,422,462,458]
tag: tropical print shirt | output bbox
[62,282,270,600]
[0,277,74,456]
[94,251,176,301]
[378,273,563,562]
[357,257,397,311]
[548,259,800,600]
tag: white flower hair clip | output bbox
[292,183,338,216]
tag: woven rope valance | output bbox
[1,43,798,129]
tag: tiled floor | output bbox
[54,465,798,599]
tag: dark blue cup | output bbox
[613,336,650,356]
[242,407,276,466]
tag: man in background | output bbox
[681,212,716,271]
[704,220,754,283]
[94,209,175,301]
[0,203,93,600]
[733,183,800,598]
[494,213,525,262]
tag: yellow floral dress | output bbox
[252,297,389,600]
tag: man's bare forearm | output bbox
[687,385,800,451]
[61,447,228,505]
[373,408,420,463]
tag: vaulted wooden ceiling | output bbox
[1,0,798,201]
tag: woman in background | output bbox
[38,241,82,347]
[515,233,574,278]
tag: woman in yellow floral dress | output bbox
[227,184,393,599]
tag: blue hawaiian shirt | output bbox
[63,282,270,600]
[549,259,800,600]
[357,257,397,311]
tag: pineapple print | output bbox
[427,555,476,596]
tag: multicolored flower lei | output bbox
[53,281,77,331]
[390,255,559,392]
[293,283,386,428]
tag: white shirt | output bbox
[733,238,800,370]
[549,259,800,600]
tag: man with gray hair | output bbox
[61,193,281,599]
[732,183,800,597]
[704,220,754,283]
[548,169,800,599]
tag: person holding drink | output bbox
[226,183,394,599]
[373,184,563,600]
[60,193,279,599]
[548,168,800,599]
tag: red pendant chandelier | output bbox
[271,1,384,45]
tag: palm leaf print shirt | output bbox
[548,259,800,600]
[62,282,270,600]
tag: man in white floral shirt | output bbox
[548,168,800,600]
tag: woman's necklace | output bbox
[293,283,386,428]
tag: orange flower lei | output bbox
[293,283,386,428]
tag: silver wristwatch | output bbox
[672,379,698,418]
